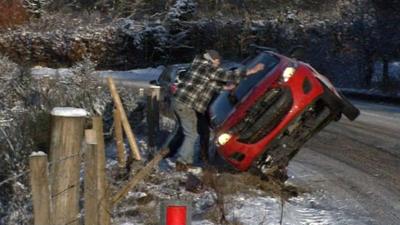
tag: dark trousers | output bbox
[196,111,210,163]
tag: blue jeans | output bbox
[172,99,199,164]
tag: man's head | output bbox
[203,50,221,67]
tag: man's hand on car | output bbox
[246,63,265,76]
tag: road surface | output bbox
[288,100,400,225]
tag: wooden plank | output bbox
[114,108,126,168]
[29,153,50,225]
[85,129,97,144]
[84,129,98,225]
[49,109,86,225]
[107,77,141,160]
[92,117,111,225]
[147,86,161,152]
[112,148,169,206]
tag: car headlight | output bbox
[217,133,232,146]
[282,67,296,82]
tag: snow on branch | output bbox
[166,0,197,22]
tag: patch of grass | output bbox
[114,190,159,225]
[205,204,245,225]
[202,167,301,197]
[135,201,159,225]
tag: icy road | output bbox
[284,100,400,225]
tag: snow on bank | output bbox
[31,66,165,82]
[50,107,88,117]
[29,151,47,157]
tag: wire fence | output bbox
[0,152,83,188]
[0,170,30,187]
[0,148,114,225]
[0,84,165,225]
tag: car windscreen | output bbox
[234,53,280,99]
[209,53,280,126]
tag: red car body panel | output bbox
[215,53,326,171]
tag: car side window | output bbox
[158,67,173,84]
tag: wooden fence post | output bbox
[92,116,111,225]
[147,94,156,150]
[114,108,126,168]
[49,107,86,225]
[29,152,50,225]
[147,85,161,151]
[151,85,161,133]
[84,129,99,225]
[107,77,141,160]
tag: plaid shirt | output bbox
[174,55,245,113]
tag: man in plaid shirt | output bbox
[171,50,264,169]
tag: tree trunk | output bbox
[364,53,374,88]
[382,56,390,88]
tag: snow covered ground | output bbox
[108,146,369,224]
[107,116,370,225]
[107,97,400,225]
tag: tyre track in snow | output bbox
[289,100,400,225]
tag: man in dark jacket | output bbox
[171,50,264,169]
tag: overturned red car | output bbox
[157,47,360,178]
[210,50,360,177]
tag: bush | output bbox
[0,55,36,225]
[0,0,29,28]
[0,55,140,224]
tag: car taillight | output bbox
[170,84,177,94]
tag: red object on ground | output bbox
[166,205,187,225]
